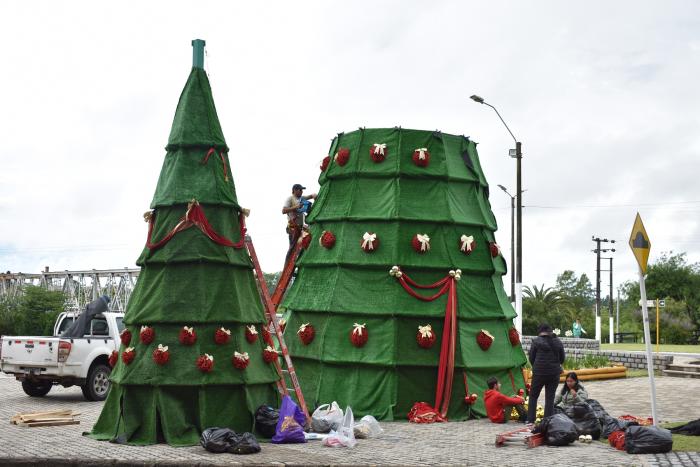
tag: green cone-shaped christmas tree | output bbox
[90,41,279,446]
[283,128,527,421]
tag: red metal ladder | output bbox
[269,232,306,310]
[244,234,309,419]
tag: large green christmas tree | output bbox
[283,128,527,421]
[90,42,279,446]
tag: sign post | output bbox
[629,212,658,426]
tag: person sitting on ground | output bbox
[484,377,526,423]
[554,371,589,411]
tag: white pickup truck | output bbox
[0,296,124,401]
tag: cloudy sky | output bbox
[1,1,699,299]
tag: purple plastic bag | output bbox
[271,395,307,444]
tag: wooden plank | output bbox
[18,420,80,428]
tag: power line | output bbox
[525,200,700,209]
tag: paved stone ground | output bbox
[0,374,698,466]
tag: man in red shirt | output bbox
[484,377,526,423]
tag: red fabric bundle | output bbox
[508,327,520,346]
[214,328,231,345]
[360,232,379,252]
[608,430,626,450]
[411,234,431,253]
[196,354,214,372]
[489,242,501,258]
[297,323,315,345]
[152,346,170,366]
[408,402,446,423]
[320,230,336,249]
[245,325,259,343]
[320,156,330,172]
[369,143,387,163]
[477,330,494,351]
[232,352,250,370]
[139,326,155,345]
[350,323,368,347]
[121,348,135,365]
[120,329,131,347]
[108,350,118,368]
[179,327,197,346]
[335,148,350,166]
[263,346,279,363]
[416,324,437,349]
[412,148,430,167]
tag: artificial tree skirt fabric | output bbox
[89,383,277,446]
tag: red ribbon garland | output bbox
[202,147,229,181]
[395,269,457,419]
[146,200,246,251]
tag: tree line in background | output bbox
[523,251,700,344]
[0,286,66,337]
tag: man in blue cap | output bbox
[282,184,316,262]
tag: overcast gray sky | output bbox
[1,1,699,298]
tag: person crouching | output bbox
[484,377,526,423]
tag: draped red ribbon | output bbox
[395,269,458,419]
[202,147,229,182]
[146,200,246,251]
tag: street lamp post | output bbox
[471,95,523,334]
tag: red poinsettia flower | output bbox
[297,323,315,345]
[320,156,330,172]
[411,233,431,253]
[263,346,279,363]
[196,353,214,373]
[139,325,155,345]
[245,325,259,343]
[360,232,379,252]
[121,347,135,365]
[416,324,437,349]
[108,350,118,368]
[152,344,170,366]
[412,148,430,167]
[319,230,336,249]
[179,326,197,346]
[232,351,250,370]
[214,327,231,345]
[489,242,501,258]
[477,329,494,351]
[508,327,520,346]
[369,143,387,163]
[301,232,312,250]
[459,235,476,255]
[120,329,132,347]
[335,147,350,166]
[350,323,368,347]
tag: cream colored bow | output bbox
[298,323,311,333]
[372,143,387,155]
[234,351,249,360]
[183,326,194,334]
[141,325,150,332]
[480,329,494,340]
[204,353,214,362]
[157,344,168,352]
[362,232,377,250]
[353,323,366,335]
[265,345,278,353]
[418,324,433,338]
[125,346,134,353]
[219,327,231,335]
[334,151,341,161]
[415,148,428,160]
[460,235,474,252]
[247,325,258,335]
[416,233,431,251]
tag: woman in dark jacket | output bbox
[527,323,565,424]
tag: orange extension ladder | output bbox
[269,231,307,310]
[244,234,309,419]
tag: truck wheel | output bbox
[81,363,111,401]
[21,381,52,397]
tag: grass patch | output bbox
[563,354,611,370]
[662,422,700,452]
[601,343,700,354]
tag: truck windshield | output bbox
[116,317,125,333]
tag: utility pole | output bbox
[592,236,615,342]
[607,257,614,344]
[616,287,620,335]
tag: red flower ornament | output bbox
[518,388,525,397]
[411,233,431,253]
[120,329,132,347]
[139,325,155,345]
[214,327,231,345]
[179,326,197,346]
[301,232,312,250]
[196,353,214,373]
[508,327,520,346]
[464,393,478,405]
[152,344,170,366]
[477,329,494,351]
[121,347,135,365]
[370,143,387,163]
[245,325,259,344]
[334,148,350,166]
[319,230,336,249]
[360,232,379,252]
[232,351,250,370]
[263,345,279,363]
[412,147,430,167]
[350,323,368,348]
[416,324,437,349]
[320,156,330,172]
[489,242,501,258]
[459,235,476,255]
[297,323,315,345]
[108,350,118,368]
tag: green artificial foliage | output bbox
[283,128,527,421]
[89,68,279,446]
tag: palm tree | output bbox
[523,284,573,332]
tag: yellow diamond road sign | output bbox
[629,213,651,274]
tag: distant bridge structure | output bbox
[0,267,140,312]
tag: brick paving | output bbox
[0,373,698,466]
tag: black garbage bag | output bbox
[601,415,639,439]
[228,432,261,454]
[564,403,601,440]
[540,413,579,446]
[586,399,607,421]
[625,425,673,454]
[255,405,279,438]
[200,427,237,453]
[669,419,700,435]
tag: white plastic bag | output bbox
[353,415,383,439]
[323,406,357,448]
[311,402,344,433]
